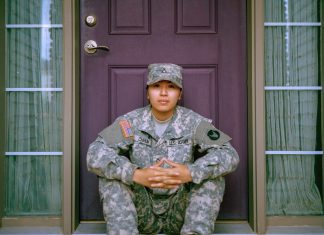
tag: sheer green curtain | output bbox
[265,0,323,215]
[5,0,63,215]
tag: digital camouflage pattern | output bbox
[87,105,239,234]
[147,63,183,88]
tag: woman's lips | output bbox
[158,100,169,105]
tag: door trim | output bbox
[65,0,256,233]
[63,0,80,233]
[247,0,266,233]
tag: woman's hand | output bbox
[132,159,192,189]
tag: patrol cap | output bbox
[147,63,183,89]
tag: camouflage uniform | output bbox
[87,105,239,235]
[87,63,239,235]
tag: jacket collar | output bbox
[138,106,185,140]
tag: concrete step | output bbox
[1,223,324,234]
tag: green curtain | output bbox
[265,0,323,215]
[5,0,63,216]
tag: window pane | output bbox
[266,155,323,215]
[6,92,62,152]
[7,28,63,88]
[5,155,62,216]
[265,91,320,151]
[265,0,319,22]
[265,27,319,86]
[7,0,62,24]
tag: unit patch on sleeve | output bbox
[119,120,134,138]
[195,120,232,146]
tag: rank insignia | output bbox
[119,120,133,138]
[207,129,220,140]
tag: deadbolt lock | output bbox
[85,15,97,27]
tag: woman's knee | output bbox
[190,177,225,199]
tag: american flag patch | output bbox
[119,120,133,138]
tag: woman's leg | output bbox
[99,179,139,235]
[180,177,225,235]
[99,178,161,235]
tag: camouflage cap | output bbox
[147,63,183,88]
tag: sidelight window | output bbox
[264,0,323,216]
[4,0,63,216]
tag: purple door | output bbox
[80,0,247,220]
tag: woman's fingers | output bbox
[163,159,179,167]
[148,174,182,189]
[151,183,177,188]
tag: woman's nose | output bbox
[160,86,168,95]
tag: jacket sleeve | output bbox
[187,120,239,184]
[86,119,138,185]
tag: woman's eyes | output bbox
[151,82,177,90]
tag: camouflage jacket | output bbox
[87,105,239,191]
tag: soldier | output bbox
[87,63,239,235]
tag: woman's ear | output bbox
[178,90,183,100]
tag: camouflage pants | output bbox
[99,177,225,235]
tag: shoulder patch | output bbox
[195,120,231,146]
[99,118,133,146]
[207,129,220,140]
[119,120,134,138]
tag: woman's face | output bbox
[147,80,182,120]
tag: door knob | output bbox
[84,40,110,54]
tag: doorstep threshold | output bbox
[74,222,255,234]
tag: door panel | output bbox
[182,67,218,123]
[80,0,247,220]
[109,0,150,34]
[176,0,217,34]
[109,67,148,119]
